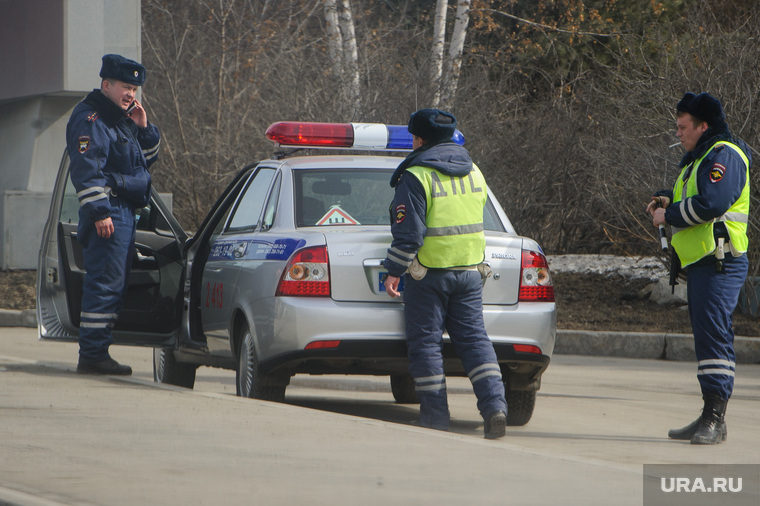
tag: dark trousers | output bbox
[403,269,507,429]
[686,253,748,399]
[77,199,136,363]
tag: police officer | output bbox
[66,54,160,375]
[383,109,508,439]
[647,92,752,445]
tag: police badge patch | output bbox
[395,204,406,224]
[709,163,725,183]
[78,136,90,154]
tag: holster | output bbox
[408,257,428,280]
[669,249,680,294]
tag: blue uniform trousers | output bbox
[403,269,508,430]
[77,198,136,363]
[686,253,748,399]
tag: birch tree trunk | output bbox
[323,0,344,77]
[431,0,448,108]
[440,0,470,110]
[339,0,361,117]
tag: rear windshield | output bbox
[295,169,392,227]
[293,168,505,232]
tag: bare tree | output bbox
[139,0,760,294]
[430,0,471,110]
[430,0,447,105]
[323,0,361,117]
[339,0,361,116]
[438,0,470,110]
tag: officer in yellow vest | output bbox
[383,109,508,439]
[647,92,752,445]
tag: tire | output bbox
[153,347,197,389]
[236,324,286,402]
[390,374,419,404]
[505,388,536,426]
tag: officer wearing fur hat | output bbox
[647,92,752,444]
[66,54,161,375]
[383,109,508,439]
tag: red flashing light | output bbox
[266,122,354,148]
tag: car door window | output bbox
[484,200,505,232]
[61,177,80,224]
[227,168,276,233]
[261,173,281,231]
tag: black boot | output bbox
[668,416,702,440]
[484,410,507,439]
[691,394,728,445]
[669,397,727,442]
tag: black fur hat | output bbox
[99,54,146,86]
[676,92,725,126]
[408,109,457,142]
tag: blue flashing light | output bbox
[386,125,413,150]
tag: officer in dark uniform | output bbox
[383,109,508,439]
[66,54,160,375]
[647,92,751,444]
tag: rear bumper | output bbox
[262,297,555,356]
[243,297,554,390]
[260,339,550,391]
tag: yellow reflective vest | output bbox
[671,141,750,267]
[407,163,487,268]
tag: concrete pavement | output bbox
[0,329,643,506]
[2,327,759,506]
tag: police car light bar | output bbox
[265,121,465,151]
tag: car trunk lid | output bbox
[326,229,522,305]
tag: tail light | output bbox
[276,246,330,297]
[518,249,554,302]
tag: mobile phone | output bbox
[126,101,137,114]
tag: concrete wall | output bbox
[0,0,142,269]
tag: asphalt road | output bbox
[1,327,759,506]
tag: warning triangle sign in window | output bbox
[316,205,360,225]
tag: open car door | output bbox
[36,153,187,347]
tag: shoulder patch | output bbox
[709,163,725,183]
[78,136,91,154]
[395,204,406,224]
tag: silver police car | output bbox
[37,121,555,426]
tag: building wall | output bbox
[0,0,142,269]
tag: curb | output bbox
[2,310,758,363]
[0,309,37,328]
[556,329,760,364]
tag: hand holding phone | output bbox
[126,99,148,128]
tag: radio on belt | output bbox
[265,121,466,151]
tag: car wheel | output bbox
[236,324,286,402]
[153,347,197,389]
[390,373,419,404]
[505,389,536,426]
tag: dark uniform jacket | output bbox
[66,90,160,222]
